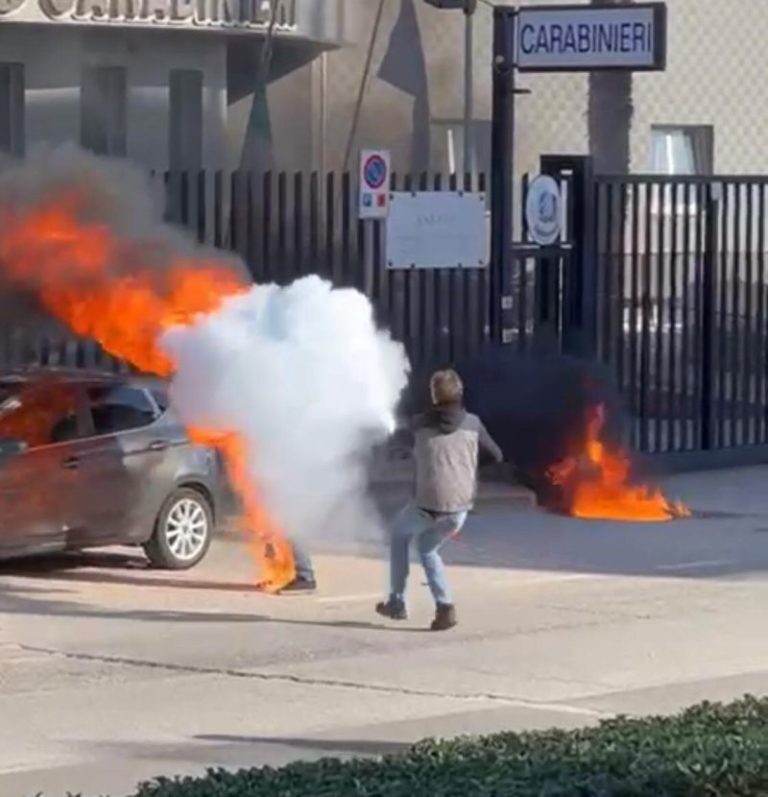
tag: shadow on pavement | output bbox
[2,498,768,589]
[0,576,428,632]
[194,734,410,757]
[0,551,266,593]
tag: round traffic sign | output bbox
[525,175,562,246]
[363,154,387,190]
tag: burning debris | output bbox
[443,347,689,522]
[0,145,408,589]
[547,404,690,522]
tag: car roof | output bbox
[0,367,167,392]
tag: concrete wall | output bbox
[307,0,589,177]
[5,0,768,178]
[631,0,768,173]
[263,0,768,178]
[0,25,227,171]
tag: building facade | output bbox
[0,0,344,170]
[0,0,766,177]
[309,0,768,179]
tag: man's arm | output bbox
[390,415,419,450]
[478,420,503,464]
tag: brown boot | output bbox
[430,603,457,631]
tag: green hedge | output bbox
[124,696,768,797]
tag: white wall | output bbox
[632,0,768,174]
[0,25,228,170]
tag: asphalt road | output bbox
[1,466,767,797]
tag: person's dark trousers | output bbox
[277,540,317,593]
[291,540,315,582]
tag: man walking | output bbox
[376,369,503,631]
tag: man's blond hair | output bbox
[429,369,464,406]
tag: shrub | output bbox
[89,696,768,797]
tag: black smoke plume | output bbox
[403,346,627,508]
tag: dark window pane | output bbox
[150,388,169,413]
[0,62,24,157]
[81,66,126,157]
[87,385,156,435]
[169,69,202,172]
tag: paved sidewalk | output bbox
[1,465,766,797]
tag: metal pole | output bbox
[489,7,516,345]
[463,4,475,181]
[319,51,328,178]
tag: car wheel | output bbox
[144,488,213,570]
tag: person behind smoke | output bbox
[376,369,503,631]
[279,541,316,593]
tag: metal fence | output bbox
[164,170,492,370]
[1,170,492,374]
[594,175,768,456]
[8,163,768,466]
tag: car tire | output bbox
[144,487,214,570]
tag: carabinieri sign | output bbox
[514,2,667,72]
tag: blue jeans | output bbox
[292,541,315,582]
[389,503,468,607]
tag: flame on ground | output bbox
[0,190,295,589]
[547,404,690,522]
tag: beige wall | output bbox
[632,0,768,173]
[0,25,227,171]
[270,0,586,177]
[264,0,768,178]
[5,0,768,178]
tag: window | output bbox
[432,118,492,176]
[0,63,24,156]
[87,385,157,435]
[169,69,203,171]
[0,385,82,448]
[81,66,127,157]
[650,125,714,175]
[150,388,169,413]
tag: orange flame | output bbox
[547,404,690,522]
[0,191,295,588]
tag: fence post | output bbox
[540,154,597,359]
[489,6,516,345]
[700,182,720,450]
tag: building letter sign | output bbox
[515,3,666,72]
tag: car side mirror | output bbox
[0,438,27,458]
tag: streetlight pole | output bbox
[424,0,477,178]
[463,3,474,179]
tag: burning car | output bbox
[0,367,223,569]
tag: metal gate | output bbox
[538,156,768,463]
[593,173,768,461]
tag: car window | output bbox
[0,384,82,448]
[87,385,157,436]
[150,388,169,413]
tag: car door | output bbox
[76,383,169,543]
[0,381,89,554]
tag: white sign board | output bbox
[358,149,391,220]
[516,3,667,72]
[525,175,562,246]
[386,192,487,270]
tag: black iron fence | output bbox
[0,170,492,374]
[6,163,768,465]
[594,175,768,456]
[164,170,493,370]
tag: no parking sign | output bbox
[358,149,391,220]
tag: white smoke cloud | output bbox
[0,144,409,546]
[161,275,410,545]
